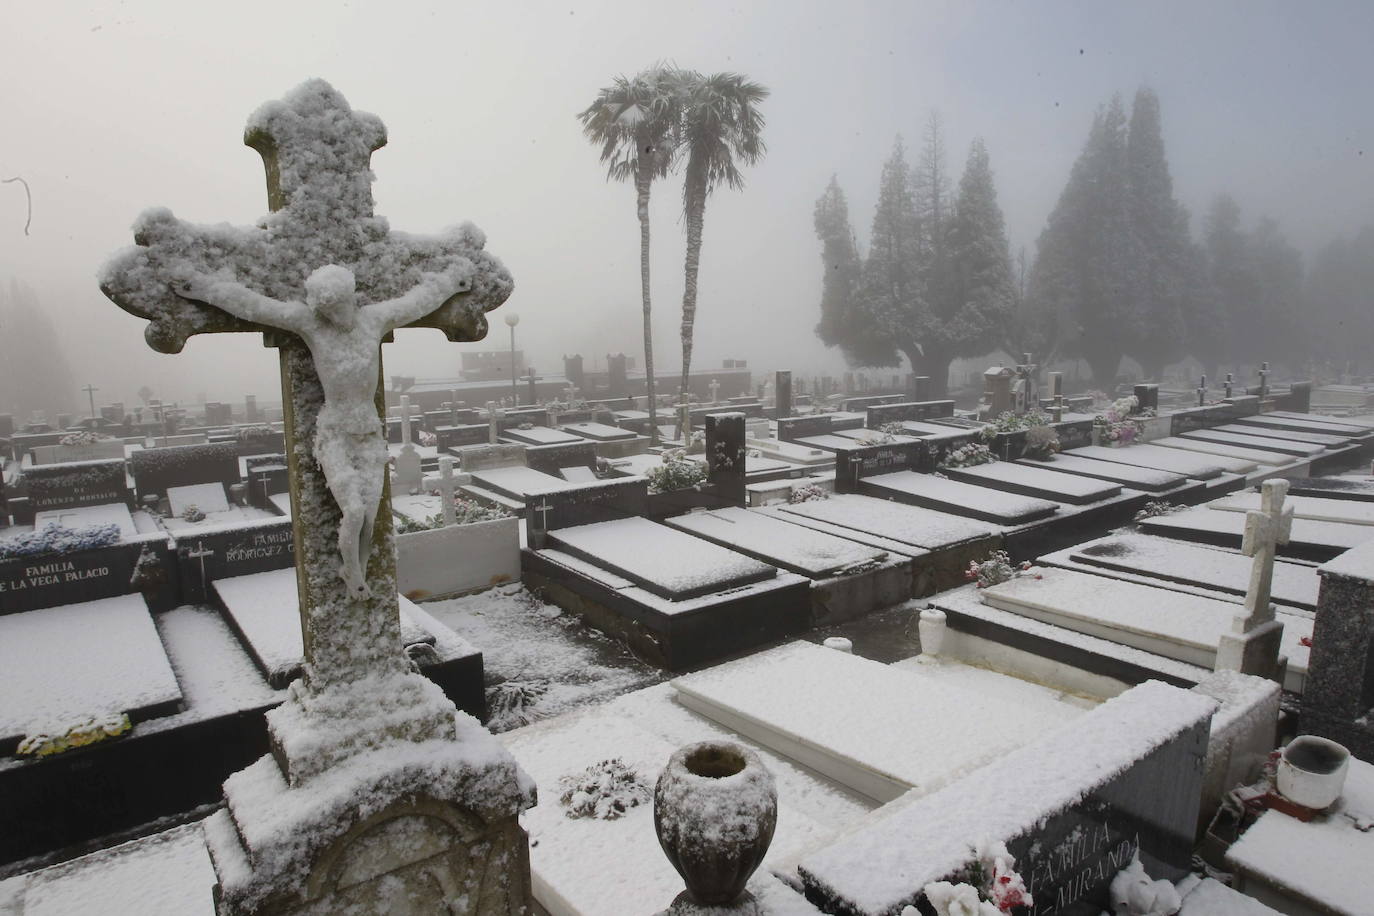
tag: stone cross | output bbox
[436,455,457,527]
[1197,374,1208,407]
[709,378,721,404]
[1225,372,1235,399]
[394,394,422,494]
[1258,362,1270,399]
[99,80,512,773]
[1240,479,1293,629]
[448,388,460,426]
[486,400,501,444]
[1218,478,1293,681]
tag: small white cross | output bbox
[1238,478,1293,631]
[436,456,457,526]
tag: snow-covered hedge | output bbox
[0,523,122,560]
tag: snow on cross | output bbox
[98,77,513,712]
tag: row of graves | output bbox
[8,81,1373,916]
[0,433,489,869]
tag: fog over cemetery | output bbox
[2,3,1374,916]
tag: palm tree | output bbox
[675,71,768,435]
[578,67,681,444]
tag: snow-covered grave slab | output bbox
[1065,443,1232,478]
[0,821,216,916]
[1226,754,1374,916]
[1213,422,1352,448]
[797,681,1215,916]
[500,425,584,446]
[1017,452,1187,492]
[31,502,138,539]
[980,568,1310,691]
[828,427,922,445]
[793,433,875,452]
[1139,505,1372,561]
[671,641,1083,803]
[390,490,443,524]
[548,517,776,600]
[944,460,1122,504]
[1239,412,1374,436]
[499,710,833,916]
[1273,409,1374,427]
[1210,490,1374,526]
[1052,531,1320,611]
[775,493,998,549]
[0,594,182,747]
[468,464,573,500]
[212,567,444,687]
[1152,435,1297,467]
[749,438,838,466]
[147,606,283,732]
[561,421,636,442]
[894,420,974,442]
[166,482,232,517]
[1179,428,1327,458]
[1286,474,1374,502]
[860,469,1058,523]
[1177,876,1286,915]
[662,506,888,578]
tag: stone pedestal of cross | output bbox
[1216,479,1293,683]
[100,80,532,915]
[393,394,422,494]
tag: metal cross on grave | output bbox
[1238,478,1294,630]
[99,81,513,749]
[187,540,215,597]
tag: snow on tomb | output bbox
[1152,435,1299,468]
[1046,531,1321,612]
[167,481,232,518]
[1282,474,1374,502]
[560,420,636,442]
[979,568,1312,693]
[1138,505,1371,562]
[942,459,1123,505]
[30,501,139,539]
[663,507,889,579]
[1179,427,1328,458]
[500,424,583,446]
[858,470,1058,524]
[1239,412,1374,438]
[98,80,534,913]
[670,641,1084,804]
[468,464,573,502]
[548,517,776,600]
[1066,442,1231,480]
[1225,753,1374,915]
[1210,489,1374,526]
[129,443,241,504]
[23,459,130,512]
[773,493,1000,551]
[0,594,182,754]
[1015,451,1189,493]
[497,710,834,916]
[1213,421,1354,448]
[797,682,1215,916]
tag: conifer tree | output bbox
[813,176,879,365]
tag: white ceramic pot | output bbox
[1276,736,1350,810]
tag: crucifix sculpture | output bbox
[100,78,512,711]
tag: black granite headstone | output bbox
[705,412,747,507]
[607,353,628,398]
[865,399,957,427]
[777,415,834,442]
[0,536,174,614]
[775,371,793,419]
[833,441,923,493]
[25,460,131,511]
[204,402,232,426]
[129,442,240,503]
[1132,384,1159,413]
[0,414,12,438]
[524,441,598,477]
[435,424,489,449]
[176,518,295,604]
[525,477,649,547]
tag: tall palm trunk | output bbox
[637,163,658,445]
[677,190,707,438]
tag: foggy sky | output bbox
[2,0,1370,409]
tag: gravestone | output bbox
[563,353,584,392]
[979,366,1014,419]
[129,441,239,503]
[25,459,130,511]
[774,370,793,419]
[459,443,525,473]
[777,414,833,442]
[1133,384,1159,413]
[833,441,923,494]
[0,414,13,438]
[244,395,259,422]
[705,412,747,506]
[392,394,422,493]
[1305,541,1374,762]
[1216,478,1292,682]
[99,80,532,914]
[607,352,628,398]
[524,441,597,478]
[435,456,458,526]
[206,401,233,426]
[176,517,296,603]
[524,476,648,548]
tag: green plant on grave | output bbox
[979,410,1055,440]
[645,450,709,494]
[1021,424,1061,461]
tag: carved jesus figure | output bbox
[176,264,464,598]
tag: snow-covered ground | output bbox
[422,584,665,731]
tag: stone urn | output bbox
[654,741,777,907]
